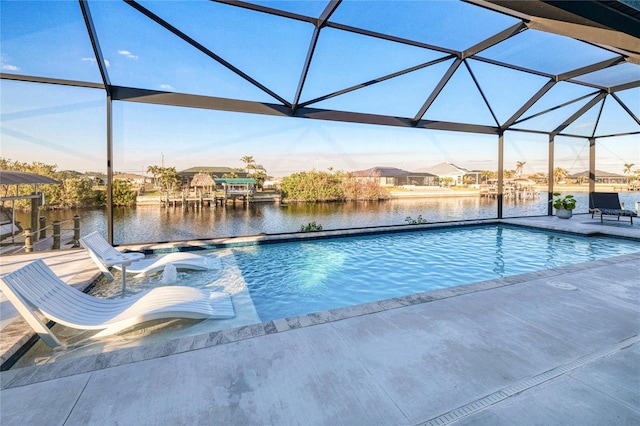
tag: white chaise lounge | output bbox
[80,231,219,279]
[0,259,235,348]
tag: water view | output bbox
[13,191,639,245]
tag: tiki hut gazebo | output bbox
[190,173,215,197]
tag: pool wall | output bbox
[119,216,639,255]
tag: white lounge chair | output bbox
[0,259,235,348]
[80,231,218,280]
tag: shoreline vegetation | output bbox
[2,157,638,210]
[131,184,634,206]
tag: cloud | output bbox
[82,57,110,67]
[159,84,174,91]
[118,50,138,59]
[1,55,19,71]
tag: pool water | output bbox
[233,225,640,321]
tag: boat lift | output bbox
[0,171,60,243]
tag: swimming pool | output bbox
[10,222,640,369]
[91,224,640,323]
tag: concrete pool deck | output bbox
[1,215,639,425]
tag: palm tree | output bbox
[480,170,495,183]
[157,167,180,193]
[240,156,255,173]
[553,167,568,184]
[529,172,547,184]
[515,161,526,178]
[146,165,162,188]
[438,177,453,187]
[623,163,635,183]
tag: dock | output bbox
[135,191,281,210]
[480,186,541,199]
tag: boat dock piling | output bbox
[160,193,251,211]
[1,215,80,255]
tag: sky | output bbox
[1,0,638,178]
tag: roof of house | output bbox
[405,171,439,177]
[179,167,245,176]
[352,167,410,177]
[568,170,627,178]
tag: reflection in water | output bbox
[493,226,504,276]
[14,191,636,245]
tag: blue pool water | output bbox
[91,224,640,323]
[233,225,640,321]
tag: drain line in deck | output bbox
[418,335,639,426]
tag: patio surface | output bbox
[1,215,639,425]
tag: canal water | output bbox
[11,192,639,245]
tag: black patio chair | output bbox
[589,192,637,224]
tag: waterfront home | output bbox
[353,166,442,188]
[352,167,411,187]
[113,173,150,186]
[416,162,481,187]
[568,169,628,185]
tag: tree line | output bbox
[280,169,388,202]
[3,156,637,210]
[479,161,639,184]
[0,158,135,209]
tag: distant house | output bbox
[397,172,439,187]
[415,162,480,186]
[262,179,280,190]
[352,167,439,187]
[179,167,247,184]
[113,173,150,185]
[568,170,627,184]
[82,173,107,185]
[352,167,409,186]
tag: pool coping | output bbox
[2,250,638,390]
